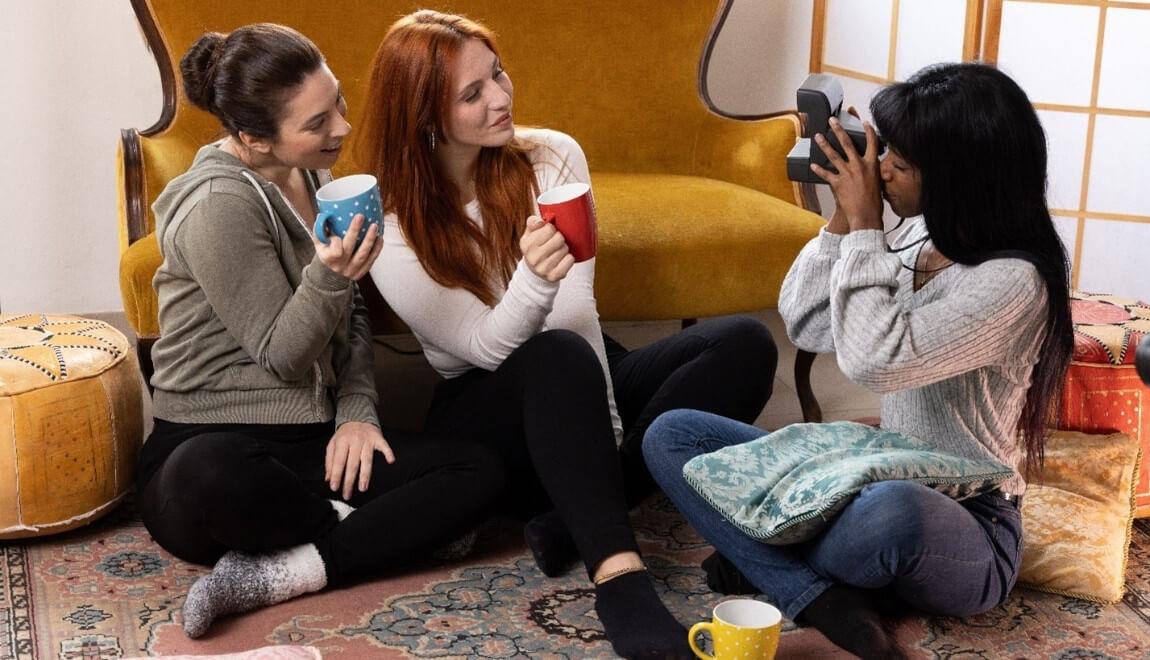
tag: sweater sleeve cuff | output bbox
[335,393,380,429]
[840,229,887,254]
[304,255,353,292]
[511,259,561,301]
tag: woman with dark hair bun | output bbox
[137,23,505,639]
[645,62,1072,658]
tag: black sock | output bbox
[797,585,907,659]
[594,571,692,659]
[700,551,759,596]
[523,510,578,577]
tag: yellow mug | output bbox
[689,598,782,659]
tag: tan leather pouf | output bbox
[0,314,143,539]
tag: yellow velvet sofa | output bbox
[118,0,828,420]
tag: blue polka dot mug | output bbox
[313,174,382,246]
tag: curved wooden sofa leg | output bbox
[794,349,822,423]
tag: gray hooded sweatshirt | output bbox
[149,144,379,428]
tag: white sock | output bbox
[182,544,327,638]
[329,499,355,521]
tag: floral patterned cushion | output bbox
[682,421,1014,545]
[1061,291,1150,517]
[1070,291,1150,365]
[1018,429,1139,604]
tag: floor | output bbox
[370,309,882,433]
[36,312,1150,658]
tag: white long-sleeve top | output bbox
[371,128,623,442]
[779,219,1047,494]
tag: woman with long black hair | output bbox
[644,62,1073,658]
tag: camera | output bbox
[786,74,883,184]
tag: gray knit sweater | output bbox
[779,220,1046,494]
[149,144,379,428]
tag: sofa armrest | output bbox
[118,129,150,252]
[119,233,162,338]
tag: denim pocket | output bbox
[971,495,1023,556]
[991,504,1025,573]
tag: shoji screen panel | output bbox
[812,0,981,112]
[809,0,982,223]
[987,0,1150,300]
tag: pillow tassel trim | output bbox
[683,469,1015,545]
[681,422,1015,546]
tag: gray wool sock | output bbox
[182,544,327,638]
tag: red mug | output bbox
[537,182,598,262]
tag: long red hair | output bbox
[356,10,538,306]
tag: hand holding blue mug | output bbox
[314,174,383,247]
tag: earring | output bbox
[428,131,437,151]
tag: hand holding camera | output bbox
[810,117,885,232]
[787,74,884,185]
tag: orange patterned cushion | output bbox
[1018,429,1139,603]
[1071,291,1150,365]
[1060,291,1150,517]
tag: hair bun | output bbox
[180,31,227,112]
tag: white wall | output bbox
[9,1,1143,316]
[0,1,807,316]
[705,0,815,115]
[0,1,162,315]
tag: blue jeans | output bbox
[642,410,1024,621]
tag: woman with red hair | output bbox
[358,9,777,658]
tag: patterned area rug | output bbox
[3,495,1150,659]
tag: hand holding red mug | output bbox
[537,182,598,263]
[520,215,575,282]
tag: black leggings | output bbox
[135,421,504,586]
[608,316,777,503]
[426,316,777,575]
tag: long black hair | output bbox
[870,62,1072,478]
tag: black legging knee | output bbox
[427,329,639,576]
[610,315,778,504]
[137,422,505,585]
